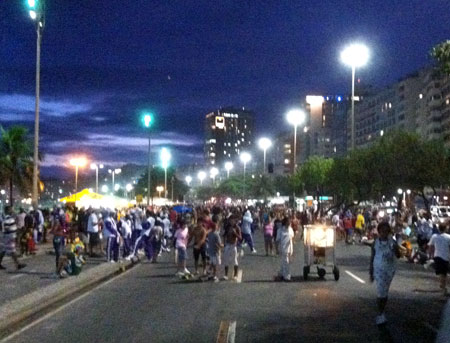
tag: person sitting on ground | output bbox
[57,245,85,278]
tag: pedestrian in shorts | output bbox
[428,222,450,296]
[207,218,223,282]
[223,215,242,281]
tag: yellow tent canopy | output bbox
[59,189,103,203]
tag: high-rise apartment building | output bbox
[204,107,254,167]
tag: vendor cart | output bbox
[303,224,339,281]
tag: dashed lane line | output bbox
[345,270,366,284]
[216,320,236,343]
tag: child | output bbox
[370,222,405,325]
[207,219,223,282]
[428,223,450,296]
[275,217,294,281]
[223,215,242,281]
[264,216,274,256]
[174,219,190,276]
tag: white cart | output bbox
[303,225,339,281]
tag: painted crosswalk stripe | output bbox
[345,270,366,284]
[216,320,236,343]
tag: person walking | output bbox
[241,210,256,253]
[263,214,274,256]
[0,206,26,270]
[87,209,100,257]
[276,217,294,281]
[369,222,405,325]
[223,215,242,281]
[428,222,450,296]
[174,219,190,277]
[207,217,223,282]
[104,211,119,263]
[189,222,207,275]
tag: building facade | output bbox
[204,107,254,167]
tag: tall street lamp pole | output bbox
[142,113,153,206]
[90,163,103,193]
[70,157,87,203]
[258,137,272,174]
[341,43,369,151]
[286,109,306,172]
[161,148,171,199]
[240,152,251,200]
[225,162,233,179]
[28,0,45,207]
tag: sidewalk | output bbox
[0,251,134,335]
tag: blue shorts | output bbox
[177,247,187,263]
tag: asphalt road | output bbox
[2,232,447,343]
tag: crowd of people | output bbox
[1,202,449,326]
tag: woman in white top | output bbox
[370,222,404,325]
[428,223,450,296]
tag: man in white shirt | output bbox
[87,209,100,257]
[429,223,450,296]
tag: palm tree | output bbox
[431,40,450,74]
[0,126,35,205]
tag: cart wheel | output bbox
[303,266,310,281]
[333,266,340,281]
[318,267,326,279]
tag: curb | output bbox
[0,259,135,336]
[437,299,450,343]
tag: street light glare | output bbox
[126,184,133,192]
[185,175,192,184]
[198,171,206,181]
[143,113,153,128]
[210,167,219,177]
[258,137,272,151]
[341,43,370,68]
[286,109,306,126]
[240,152,251,164]
[161,148,171,169]
[28,0,36,7]
[90,163,97,170]
[101,185,109,193]
[225,161,233,171]
[29,10,37,20]
[69,157,88,167]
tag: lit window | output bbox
[210,152,216,157]
[284,144,290,148]
[389,103,392,109]
[241,138,244,142]
[446,99,450,105]
[284,159,290,164]
[228,143,231,146]
[224,151,227,155]
[380,130,384,136]
[419,94,423,99]
[211,160,215,165]
[224,143,226,146]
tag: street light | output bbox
[27,0,45,207]
[240,152,251,200]
[69,157,87,202]
[225,161,233,178]
[185,175,192,186]
[160,148,171,198]
[156,186,164,198]
[258,137,272,174]
[108,168,121,190]
[198,171,206,186]
[142,112,153,206]
[286,109,306,171]
[90,163,103,193]
[341,43,369,151]
[210,167,219,184]
[101,185,109,193]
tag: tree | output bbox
[0,126,34,205]
[431,40,450,75]
[249,175,275,200]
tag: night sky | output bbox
[1,0,449,178]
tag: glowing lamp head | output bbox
[101,185,109,193]
[210,167,219,178]
[341,43,369,68]
[185,176,192,184]
[142,113,153,128]
[90,163,97,170]
[258,137,272,151]
[198,171,206,181]
[240,152,251,164]
[29,10,37,19]
[70,157,88,168]
[225,161,233,172]
[126,184,133,192]
[397,188,403,195]
[28,0,36,7]
[286,109,306,126]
